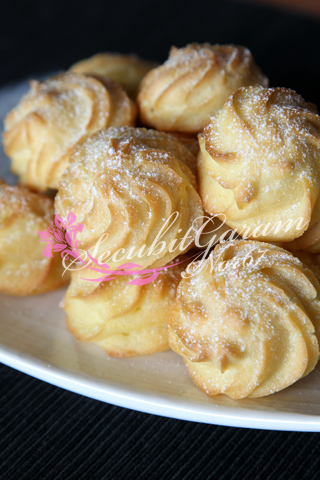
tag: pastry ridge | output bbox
[169,240,320,399]
[70,52,158,99]
[63,256,189,357]
[138,43,268,133]
[0,180,69,295]
[55,126,204,269]
[197,86,320,243]
[3,73,136,191]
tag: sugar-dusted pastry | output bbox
[138,43,268,133]
[3,73,136,192]
[0,180,69,296]
[198,86,320,243]
[169,240,320,399]
[63,256,188,357]
[70,52,158,99]
[196,215,237,249]
[55,127,204,269]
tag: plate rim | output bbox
[1,344,320,432]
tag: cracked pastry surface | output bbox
[0,180,69,296]
[70,52,158,99]
[168,240,320,399]
[55,127,204,269]
[63,257,188,358]
[3,73,136,191]
[138,43,268,133]
[197,86,320,244]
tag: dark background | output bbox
[1,1,320,479]
[1,0,320,108]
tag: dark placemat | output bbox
[1,0,320,478]
[1,363,320,480]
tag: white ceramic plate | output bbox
[1,79,320,432]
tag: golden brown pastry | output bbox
[55,127,204,269]
[138,43,268,133]
[169,240,320,399]
[0,180,69,295]
[63,256,188,357]
[293,250,320,283]
[198,86,320,244]
[70,52,158,99]
[3,73,136,192]
[169,133,200,157]
[196,216,237,249]
[282,222,320,254]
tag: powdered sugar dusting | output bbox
[169,240,320,399]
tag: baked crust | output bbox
[55,127,204,269]
[70,52,158,99]
[138,43,268,133]
[198,86,320,243]
[3,73,136,191]
[169,240,320,399]
[0,180,69,295]
[293,250,320,283]
[63,257,188,357]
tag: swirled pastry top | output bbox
[3,73,136,191]
[63,256,187,357]
[138,43,268,133]
[197,86,320,243]
[70,52,158,99]
[0,180,69,295]
[55,127,204,269]
[169,240,320,399]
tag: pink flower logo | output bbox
[38,213,83,259]
[38,212,194,285]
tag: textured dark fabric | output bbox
[1,1,320,478]
[1,363,320,480]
